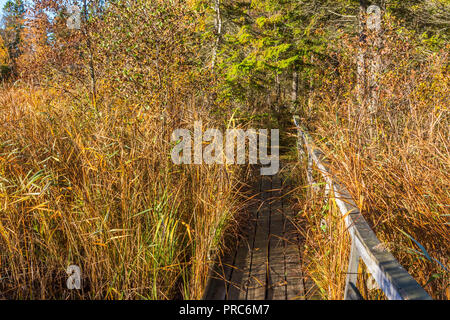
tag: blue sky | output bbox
[0,0,32,18]
[0,0,9,19]
[1,0,34,21]
[0,1,67,20]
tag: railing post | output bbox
[306,149,315,190]
[344,240,363,300]
[296,127,305,162]
[294,116,317,194]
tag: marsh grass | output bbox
[0,83,243,299]
[292,23,449,299]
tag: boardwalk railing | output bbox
[293,116,431,300]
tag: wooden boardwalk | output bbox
[204,119,432,301]
[203,173,310,300]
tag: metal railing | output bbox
[293,116,431,300]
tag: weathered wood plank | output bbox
[267,176,287,300]
[204,174,260,300]
[279,175,306,300]
[235,178,262,300]
[202,250,236,300]
[226,236,251,299]
[246,176,271,300]
[203,168,311,301]
[284,244,305,300]
[344,240,362,300]
[283,210,305,300]
[227,206,256,299]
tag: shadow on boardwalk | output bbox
[203,167,318,300]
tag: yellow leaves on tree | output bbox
[0,37,10,65]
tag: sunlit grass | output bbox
[291,30,449,299]
[0,84,242,299]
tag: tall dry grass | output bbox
[0,83,242,299]
[0,0,247,300]
[294,19,449,299]
[287,153,350,300]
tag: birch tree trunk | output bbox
[211,0,222,70]
[357,0,370,116]
[367,5,382,116]
[307,55,314,115]
[83,0,97,109]
[291,67,298,112]
[357,1,383,142]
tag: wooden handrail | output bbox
[293,116,432,300]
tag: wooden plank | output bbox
[278,174,306,300]
[233,177,262,300]
[246,176,271,300]
[284,243,305,300]
[227,218,255,299]
[204,167,311,301]
[202,251,235,300]
[205,174,260,300]
[226,237,250,299]
[283,210,305,300]
[344,240,362,300]
[267,176,287,300]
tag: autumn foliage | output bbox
[0,0,448,300]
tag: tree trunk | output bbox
[367,4,382,115]
[307,55,314,115]
[83,0,97,109]
[211,0,222,70]
[275,73,281,106]
[291,68,298,111]
[357,1,383,142]
[357,0,370,115]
